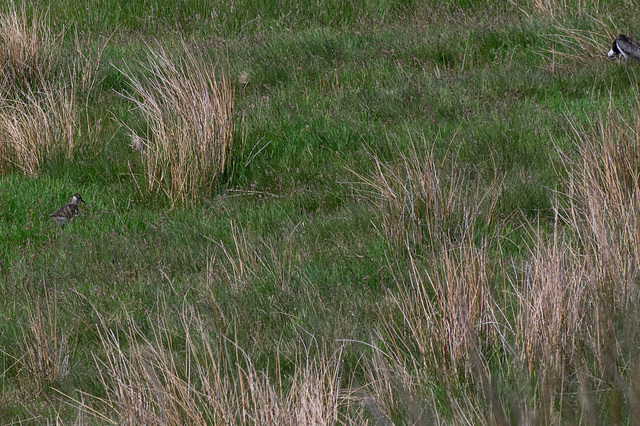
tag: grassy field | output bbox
[2,0,640,423]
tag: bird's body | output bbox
[608,34,640,61]
[50,193,83,226]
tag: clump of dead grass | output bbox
[365,237,506,423]
[513,220,588,381]
[0,1,59,88]
[559,94,640,308]
[0,2,78,175]
[0,75,77,175]
[349,134,501,252]
[1,293,74,401]
[349,132,509,422]
[537,15,617,67]
[117,41,234,206]
[508,92,640,421]
[85,302,360,425]
[384,237,500,376]
[351,133,506,370]
[353,102,640,421]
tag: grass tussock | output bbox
[0,75,77,175]
[352,136,507,422]
[387,238,500,376]
[2,293,73,401]
[0,2,75,175]
[0,1,58,88]
[89,303,359,425]
[560,95,640,305]
[350,135,501,252]
[353,97,640,422]
[514,222,588,378]
[504,95,640,419]
[509,91,640,416]
[541,18,617,67]
[118,42,234,206]
[366,242,504,423]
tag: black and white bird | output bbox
[608,34,640,61]
[50,193,83,226]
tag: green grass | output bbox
[3,0,640,423]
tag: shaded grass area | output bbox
[3,0,640,422]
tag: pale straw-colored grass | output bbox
[541,21,617,69]
[509,0,600,18]
[353,105,640,421]
[1,293,73,400]
[348,133,502,252]
[117,42,234,206]
[0,2,78,175]
[0,75,77,175]
[85,303,360,425]
[0,1,58,87]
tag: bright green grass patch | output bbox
[41,0,417,35]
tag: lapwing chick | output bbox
[608,34,640,61]
[50,193,83,226]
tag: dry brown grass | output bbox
[512,219,588,407]
[536,14,618,68]
[1,293,74,401]
[0,2,78,175]
[555,96,640,390]
[559,95,640,311]
[350,132,505,383]
[349,134,501,252]
[509,0,600,18]
[504,93,640,422]
[386,239,501,376]
[117,41,234,206]
[365,243,504,424]
[86,303,361,425]
[0,1,58,88]
[0,75,77,175]
[352,100,640,422]
[350,133,509,422]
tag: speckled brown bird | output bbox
[50,193,83,226]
